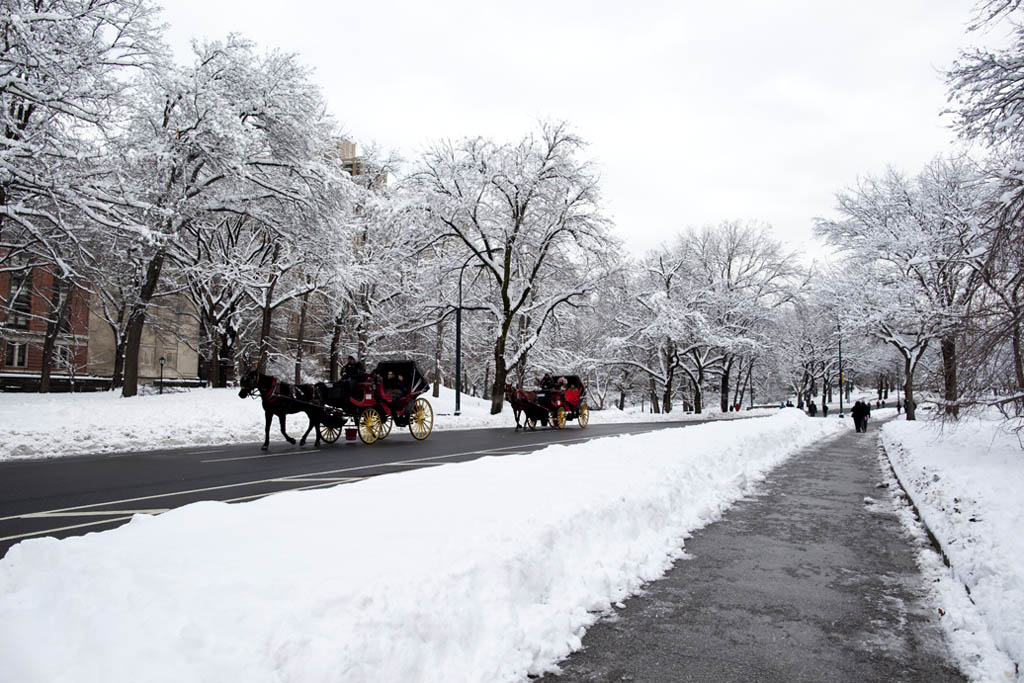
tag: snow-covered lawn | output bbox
[0,386,773,461]
[0,409,843,682]
[882,416,1024,682]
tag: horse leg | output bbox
[513,406,522,430]
[262,411,272,450]
[300,413,316,446]
[280,413,296,445]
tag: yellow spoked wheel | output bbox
[409,398,434,441]
[358,408,382,445]
[378,414,393,439]
[578,401,589,428]
[320,423,342,444]
[553,407,567,429]
[525,417,537,431]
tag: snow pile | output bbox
[0,409,842,682]
[882,417,1024,681]
[0,386,771,461]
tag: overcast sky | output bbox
[160,0,1000,257]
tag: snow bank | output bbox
[0,409,842,683]
[882,417,1024,682]
[0,386,773,461]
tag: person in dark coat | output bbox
[851,400,870,432]
[339,355,364,399]
[822,403,829,417]
[807,402,817,417]
[342,355,364,379]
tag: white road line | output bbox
[203,449,321,463]
[0,517,136,543]
[268,477,355,483]
[23,509,170,518]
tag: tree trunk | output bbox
[649,377,660,414]
[904,355,917,421]
[219,328,236,387]
[940,334,958,417]
[257,276,278,374]
[39,278,72,393]
[294,291,310,385]
[432,320,443,398]
[720,357,732,413]
[111,333,125,390]
[122,252,166,397]
[692,371,703,414]
[1013,316,1024,394]
[662,375,673,413]
[329,316,343,382]
[208,332,221,389]
[489,335,507,415]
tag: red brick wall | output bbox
[1,268,90,373]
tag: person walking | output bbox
[807,402,817,417]
[822,402,829,418]
[851,400,869,433]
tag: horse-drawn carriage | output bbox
[316,361,433,445]
[505,374,590,430]
[238,360,434,448]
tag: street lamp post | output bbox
[837,323,844,418]
[159,356,166,395]
[454,260,472,417]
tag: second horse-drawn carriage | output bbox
[505,374,590,431]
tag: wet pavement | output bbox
[539,422,966,683]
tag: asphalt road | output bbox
[0,417,735,558]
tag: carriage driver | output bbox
[342,355,364,380]
[340,355,364,399]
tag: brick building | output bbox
[1,268,199,392]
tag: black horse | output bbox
[238,370,324,449]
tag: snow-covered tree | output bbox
[0,0,161,282]
[817,159,988,418]
[411,122,616,414]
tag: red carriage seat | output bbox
[564,389,580,407]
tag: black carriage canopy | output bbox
[373,360,431,395]
[547,374,586,391]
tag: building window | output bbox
[53,344,73,369]
[7,273,32,330]
[4,341,28,368]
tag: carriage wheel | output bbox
[409,398,434,441]
[578,401,590,428]
[358,408,382,444]
[320,423,342,444]
[553,407,567,430]
[526,417,537,431]
[379,414,393,439]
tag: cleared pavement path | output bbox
[541,421,966,682]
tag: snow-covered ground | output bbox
[0,386,774,461]
[0,409,844,682]
[881,415,1024,682]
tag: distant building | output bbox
[338,138,387,188]
[1,267,199,392]
[85,295,200,388]
[0,268,91,390]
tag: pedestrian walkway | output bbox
[540,422,966,683]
